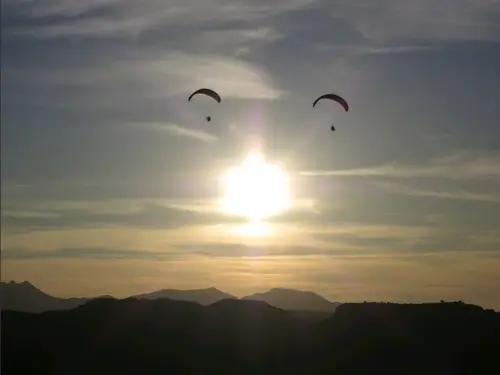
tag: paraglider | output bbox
[188,88,221,122]
[188,88,222,103]
[312,93,349,131]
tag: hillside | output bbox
[2,298,499,375]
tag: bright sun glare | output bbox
[220,153,291,222]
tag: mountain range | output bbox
[0,280,341,314]
[3,296,499,374]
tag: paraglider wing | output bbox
[188,88,222,103]
[312,93,349,112]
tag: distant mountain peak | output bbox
[269,287,317,295]
[147,286,221,293]
[1,280,88,313]
[1,281,339,314]
[270,287,298,292]
[4,280,33,286]
[132,286,236,306]
[2,280,41,292]
[251,287,326,300]
[205,286,222,292]
[242,287,339,313]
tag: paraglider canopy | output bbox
[312,93,349,112]
[313,92,349,132]
[188,88,222,103]
[188,88,221,122]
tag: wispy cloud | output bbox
[196,26,284,56]
[6,0,316,39]
[139,123,218,143]
[375,181,500,203]
[357,46,441,54]
[8,0,499,43]
[0,201,239,233]
[332,0,500,43]
[314,44,442,55]
[300,150,500,181]
[6,0,121,18]
[9,50,284,101]
[1,182,33,193]
[1,247,183,260]
[0,223,470,260]
[0,196,318,235]
[299,150,500,204]
[149,52,285,100]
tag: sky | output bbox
[2,0,500,309]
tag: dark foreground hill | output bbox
[2,298,499,375]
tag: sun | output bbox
[220,153,291,221]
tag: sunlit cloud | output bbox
[1,247,184,261]
[5,51,285,108]
[156,123,217,143]
[155,52,285,100]
[374,181,500,203]
[196,26,284,56]
[299,151,500,204]
[2,218,496,260]
[300,150,500,181]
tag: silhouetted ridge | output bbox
[205,299,293,329]
[79,296,202,310]
[243,287,339,312]
[0,280,88,313]
[312,302,500,374]
[1,281,342,314]
[3,298,499,374]
[1,281,238,313]
[132,286,236,305]
[209,297,276,311]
